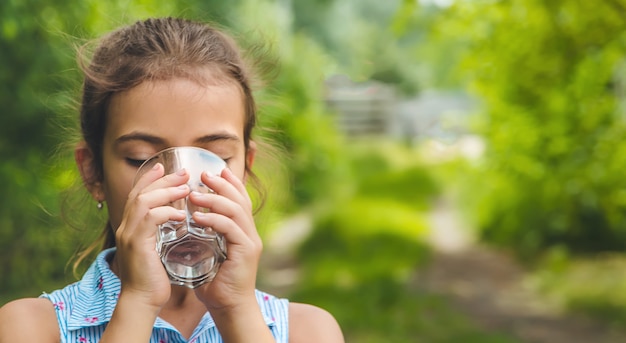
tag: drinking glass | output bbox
[134,146,227,288]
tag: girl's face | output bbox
[95,78,252,231]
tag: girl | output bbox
[0,17,343,343]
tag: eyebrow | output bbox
[114,130,241,146]
[194,132,241,144]
[115,132,165,146]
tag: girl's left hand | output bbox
[188,167,262,311]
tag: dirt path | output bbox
[422,196,626,343]
[258,198,626,342]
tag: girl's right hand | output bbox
[112,163,190,310]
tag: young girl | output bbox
[0,17,344,343]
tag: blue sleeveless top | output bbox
[40,248,289,343]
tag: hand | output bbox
[113,163,190,310]
[189,168,262,311]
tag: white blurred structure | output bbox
[324,75,477,144]
[392,89,477,145]
[324,75,396,137]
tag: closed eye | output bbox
[125,158,147,168]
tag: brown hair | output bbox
[74,17,266,269]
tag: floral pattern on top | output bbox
[40,248,289,343]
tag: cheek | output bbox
[102,169,135,229]
[107,187,132,230]
[227,159,247,181]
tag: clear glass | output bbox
[133,146,227,288]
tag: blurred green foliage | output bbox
[291,143,519,342]
[0,0,94,300]
[425,0,626,259]
[291,0,423,95]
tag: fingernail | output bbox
[152,163,160,170]
[176,168,186,176]
[193,211,207,218]
[178,184,189,191]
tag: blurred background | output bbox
[3,0,626,342]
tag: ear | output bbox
[75,141,105,202]
[246,140,257,169]
[242,141,257,183]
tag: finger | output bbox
[139,168,190,196]
[132,184,191,211]
[146,206,187,228]
[187,191,257,237]
[221,168,249,198]
[200,169,251,210]
[191,211,255,246]
[117,206,187,242]
[188,191,237,217]
[129,163,166,199]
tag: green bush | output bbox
[432,0,626,259]
[297,198,431,285]
[346,140,441,208]
[356,166,440,210]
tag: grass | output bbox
[530,250,626,327]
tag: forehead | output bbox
[105,78,245,145]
